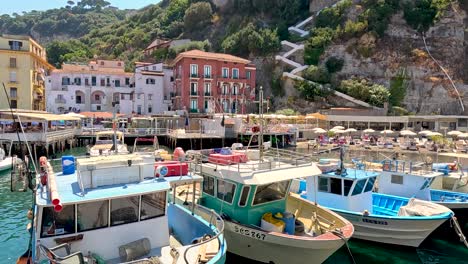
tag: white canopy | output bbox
[418,130,432,135]
[457,133,468,138]
[400,130,416,136]
[344,128,357,133]
[363,129,375,133]
[334,130,346,134]
[447,131,462,136]
[426,132,442,137]
[380,130,394,134]
[313,128,327,134]
[332,126,345,130]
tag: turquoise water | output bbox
[1,147,468,263]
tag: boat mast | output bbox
[259,86,264,160]
[112,101,118,153]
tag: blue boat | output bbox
[19,154,226,264]
[297,167,453,247]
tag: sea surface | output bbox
[1,147,468,263]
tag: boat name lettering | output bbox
[362,218,388,225]
[233,225,266,240]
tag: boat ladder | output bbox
[451,216,468,248]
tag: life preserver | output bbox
[252,126,260,133]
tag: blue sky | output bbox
[1,0,159,15]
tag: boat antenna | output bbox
[336,145,347,176]
[111,101,118,153]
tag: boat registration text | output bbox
[233,225,266,240]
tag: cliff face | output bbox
[321,3,467,115]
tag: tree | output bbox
[184,2,212,32]
[389,68,409,107]
[304,27,336,65]
[294,80,330,100]
[221,23,280,57]
[325,56,344,73]
[340,78,390,107]
[403,0,438,32]
[303,65,330,84]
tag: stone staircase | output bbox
[275,0,382,110]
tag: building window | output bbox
[246,71,251,79]
[40,205,75,238]
[190,83,198,96]
[10,88,17,98]
[121,94,125,100]
[76,95,82,104]
[146,78,156,85]
[9,57,16,68]
[137,94,141,100]
[148,94,153,100]
[61,77,70,85]
[73,77,81,85]
[140,192,166,220]
[252,181,289,206]
[77,200,109,232]
[222,68,229,78]
[91,76,97,86]
[190,99,198,110]
[204,65,211,78]
[106,77,110,86]
[8,41,22,50]
[222,100,229,112]
[190,64,198,77]
[115,80,120,87]
[222,84,229,95]
[204,100,209,111]
[10,100,17,109]
[100,79,105,86]
[232,85,239,95]
[232,101,237,112]
[125,78,130,86]
[9,72,17,83]
[94,94,100,101]
[204,83,211,96]
[152,66,157,71]
[217,179,236,204]
[96,105,101,111]
[232,68,239,79]
[137,105,142,115]
[391,175,403,185]
[148,105,152,113]
[459,119,468,127]
[110,197,139,226]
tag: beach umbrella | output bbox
[334,129,346,134]
[458,133,468,138]
[313,128,327,134]
[332,126,345,130]
[418,130,432,135]
[345,128,357,133]
[400,130,416,136]
[426,132,442,137]
[447,131,462,136]
[363,128,375,133]
[380,130,394,135]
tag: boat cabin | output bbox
[34,155,223,263]
[95,130,125,144]
[378,160,443,201]
[192,153,322,227]
[305,169,379,213]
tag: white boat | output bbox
[186,147,354,264]
[19,154,227,264]
[89,131,129,156]
[298,167,453,247]
[0,140,21,171]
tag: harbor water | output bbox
[1,147,468,263]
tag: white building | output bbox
[46,60,135,114]
[134,62,173,115]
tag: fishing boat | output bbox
[298,166,454,247]
[377,159,468,239]
[88,130,129,156]
[19,154,226,264]
[0,139,21,171]
[184,147,354,264]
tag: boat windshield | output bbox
[252,180,289,205]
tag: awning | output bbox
[80,112,124,119]
[307,112,327,120]
[0,111,80,121]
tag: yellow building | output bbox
[0,34,54,110]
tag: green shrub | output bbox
[315,0,352,29]
[303,65,330,84]
[361,0,400,36]
[222,23,280,56]
[275,108,298,116]
[340,78,390,107]
[389,68,409,107]
[304,27,336,65]
[325,57,344,73]
[341,20,368,39]
[403,0,452,32]
[295,80,331,100]
[183,2,213,32]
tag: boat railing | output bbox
[381,159,434,175]
[183,204,225,263]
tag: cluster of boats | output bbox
[11,131,468,264]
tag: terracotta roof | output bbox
[171,49,251,66]
[145,39,171,51]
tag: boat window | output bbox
[318,177,329,192]
[364,177,376,192]
[202,175,215,196]
[330,178,342,195]
[217,179,236,204]
[352,179,367,196]
[141,192,166,220]
[420,177,435,190]
[343,180,353,196]
[391,175,403,185]
[40,205,75,238]
[239,186,250,207]
[110,196,139,226]
[252,180,289,206]
[77,200,108,232]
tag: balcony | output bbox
[190,91,198,96]
[204,92,212,96]
[203,74,212,79]
[55,98,66,104]
[190,73,199,78]
[190,109,199,113]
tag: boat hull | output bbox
[0,157,13,171]
[332,210,449,247]
[223,221,347,264]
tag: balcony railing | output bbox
[190,91,198,96]
[190,73,199,78]
[204,92,211,96]
[204,74,212,79]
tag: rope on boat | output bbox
[331,229,356,264]
[451,216,468,248]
